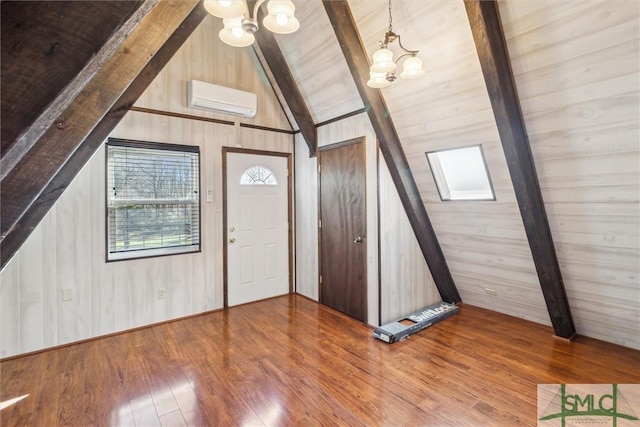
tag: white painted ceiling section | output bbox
[276,0,639,348]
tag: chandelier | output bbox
[203,0,300,47]
[367,0,425,88]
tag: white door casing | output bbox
[226,152,289,306]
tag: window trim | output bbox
[425,144,496,202]
[105,138,201,262]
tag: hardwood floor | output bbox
[1,295,638,426]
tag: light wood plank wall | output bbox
[0,16,293,358]
[348,0,638,348]
[498,0,640,349]
[295,112,441,326]
[275,0,364,123]
[349,1,551,327]
[134,15,291,131]
[378,155,441,324]
[294,134,319,301]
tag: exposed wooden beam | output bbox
[249,1,317,157]
[322,0,461,304]
[464,0,575,339]
[1,1,207,269]
[1,0,152,180]
[250,43,299,134]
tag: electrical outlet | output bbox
[158,288,166,299]
[484,288,498,296]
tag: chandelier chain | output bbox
[388,0,393,32]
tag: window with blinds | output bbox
[106,139,200,261]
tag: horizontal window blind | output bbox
[106,140,200,261]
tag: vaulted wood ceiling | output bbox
[2,0,638,344]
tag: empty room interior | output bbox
[1,0,639,425]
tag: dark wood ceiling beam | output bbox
[0,0,153,179]
[249,1,317,157]
[464,0,575,339]
[251,43,299,134]
[1,1,207,268]
[322,0,461,304]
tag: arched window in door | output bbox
[240,165,278,186]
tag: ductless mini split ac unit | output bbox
[187,79,257,118]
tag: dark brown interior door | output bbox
[319,138,366,322]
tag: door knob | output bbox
[353,236,363,243]
[229,237,236,243]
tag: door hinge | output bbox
[319,275,323,284]
[318,164,321,173]
[318,219,322,228]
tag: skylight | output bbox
[426,145,495,201]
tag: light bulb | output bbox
[276,13,288,26]
[370,48,396,73]
[367,71,391,88]
[263,0,299,34]
[220,16,254,47]
[399,56,425,80]
[203,0,246,19]
[232,27,244,39]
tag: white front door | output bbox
[226,152,289,306]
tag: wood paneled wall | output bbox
[343,0,638,348]
[379,155,441,324]
[498,0,640,349]
[349,0,551,327]
[0,16,293,358]
[134,15,291,132]
[275,0,364,123]
[294,134,319,300]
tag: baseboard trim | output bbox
[1,308,223,362]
